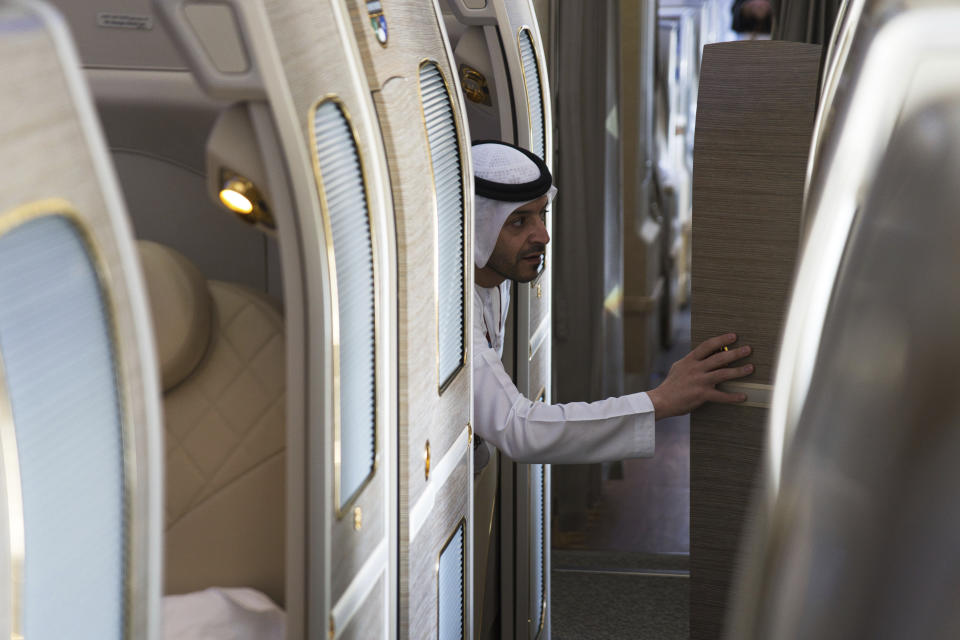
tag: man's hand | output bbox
[647,333,753,420]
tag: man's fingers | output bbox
[692,333,737,360]
[707,364,754,385]
[704,388,748,404]
[702,345,752,370]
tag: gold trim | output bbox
[308,97,381,519]
[353,506,363,531]
[424,440,431,481]
[417,59,470,396]
[0,198,138,637]
[516,27,547,156]
[435,517,467,639]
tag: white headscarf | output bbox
[472,143,557,269]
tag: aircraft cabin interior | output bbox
[0,0,956,638]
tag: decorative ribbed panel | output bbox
[531,463,545,635]
[313,101,377,510]
[0,215,125,639]
[438,522,465,640]
[519,30,546,160]
[420,62,466,390]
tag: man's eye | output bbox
[510,217,525,227]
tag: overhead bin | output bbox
[338,0,474,637]
[0,1,163,637]
[443,1,552,637]
[728,97,960,640]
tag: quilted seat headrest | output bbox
[137,241,213,392]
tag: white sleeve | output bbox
[472,346,656,464]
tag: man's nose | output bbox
[531,216,550,245]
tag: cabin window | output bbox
[518,29,546,160]
[312,100,378,513]
[0,212,125,638]
[419,62,467,393]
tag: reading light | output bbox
[219,176,256,214]
[217,173,275,229]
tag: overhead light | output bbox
[219,176,256,214]
[217,172,274,228]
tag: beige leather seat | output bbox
[138,241,286,606]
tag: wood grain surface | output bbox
[338,572,386,640]
[690,40,820,640]
[264,0,398,611]
[346,1,474,636]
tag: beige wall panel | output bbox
[338,573,386,640]
[0,13,160,637]
[348,0,456,87]
[372,79,471,507]
[330,459,387,601]
[409,451,469,640]
[263,0,397,609]
[690,40,820,640]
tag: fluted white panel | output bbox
[438,522,465,640]
[420,63,466,390]
[313,101,377,509]
[519,30,546,160]
[0,215,125,639]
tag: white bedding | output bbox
[163,587,285,640]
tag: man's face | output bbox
[485,195,550,284]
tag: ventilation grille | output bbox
[531,463,546,635]
[438,521,465,640]
[420,62,466,390]
[0,214,125,639]
[519,30,546,160]
[313,101,377,510]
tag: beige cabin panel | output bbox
[262,0,398,608]
[409,451,469,640]
[337,573,386,640]
[0,7,162,637]
[373,80,471,507]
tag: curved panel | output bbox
[419,61,467,392]
[518,28,545,160]
[732,100,960,640]
[0,212,125,640]
[311,99,378,514]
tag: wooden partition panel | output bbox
[690,40,820,640]
[342,1,474,637]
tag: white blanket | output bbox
[163,587,285,640]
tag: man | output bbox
[471,140,753,463]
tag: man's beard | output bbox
[489,248,544,284]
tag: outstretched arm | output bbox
[473,346,655,464]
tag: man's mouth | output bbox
[522,253,543,263]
